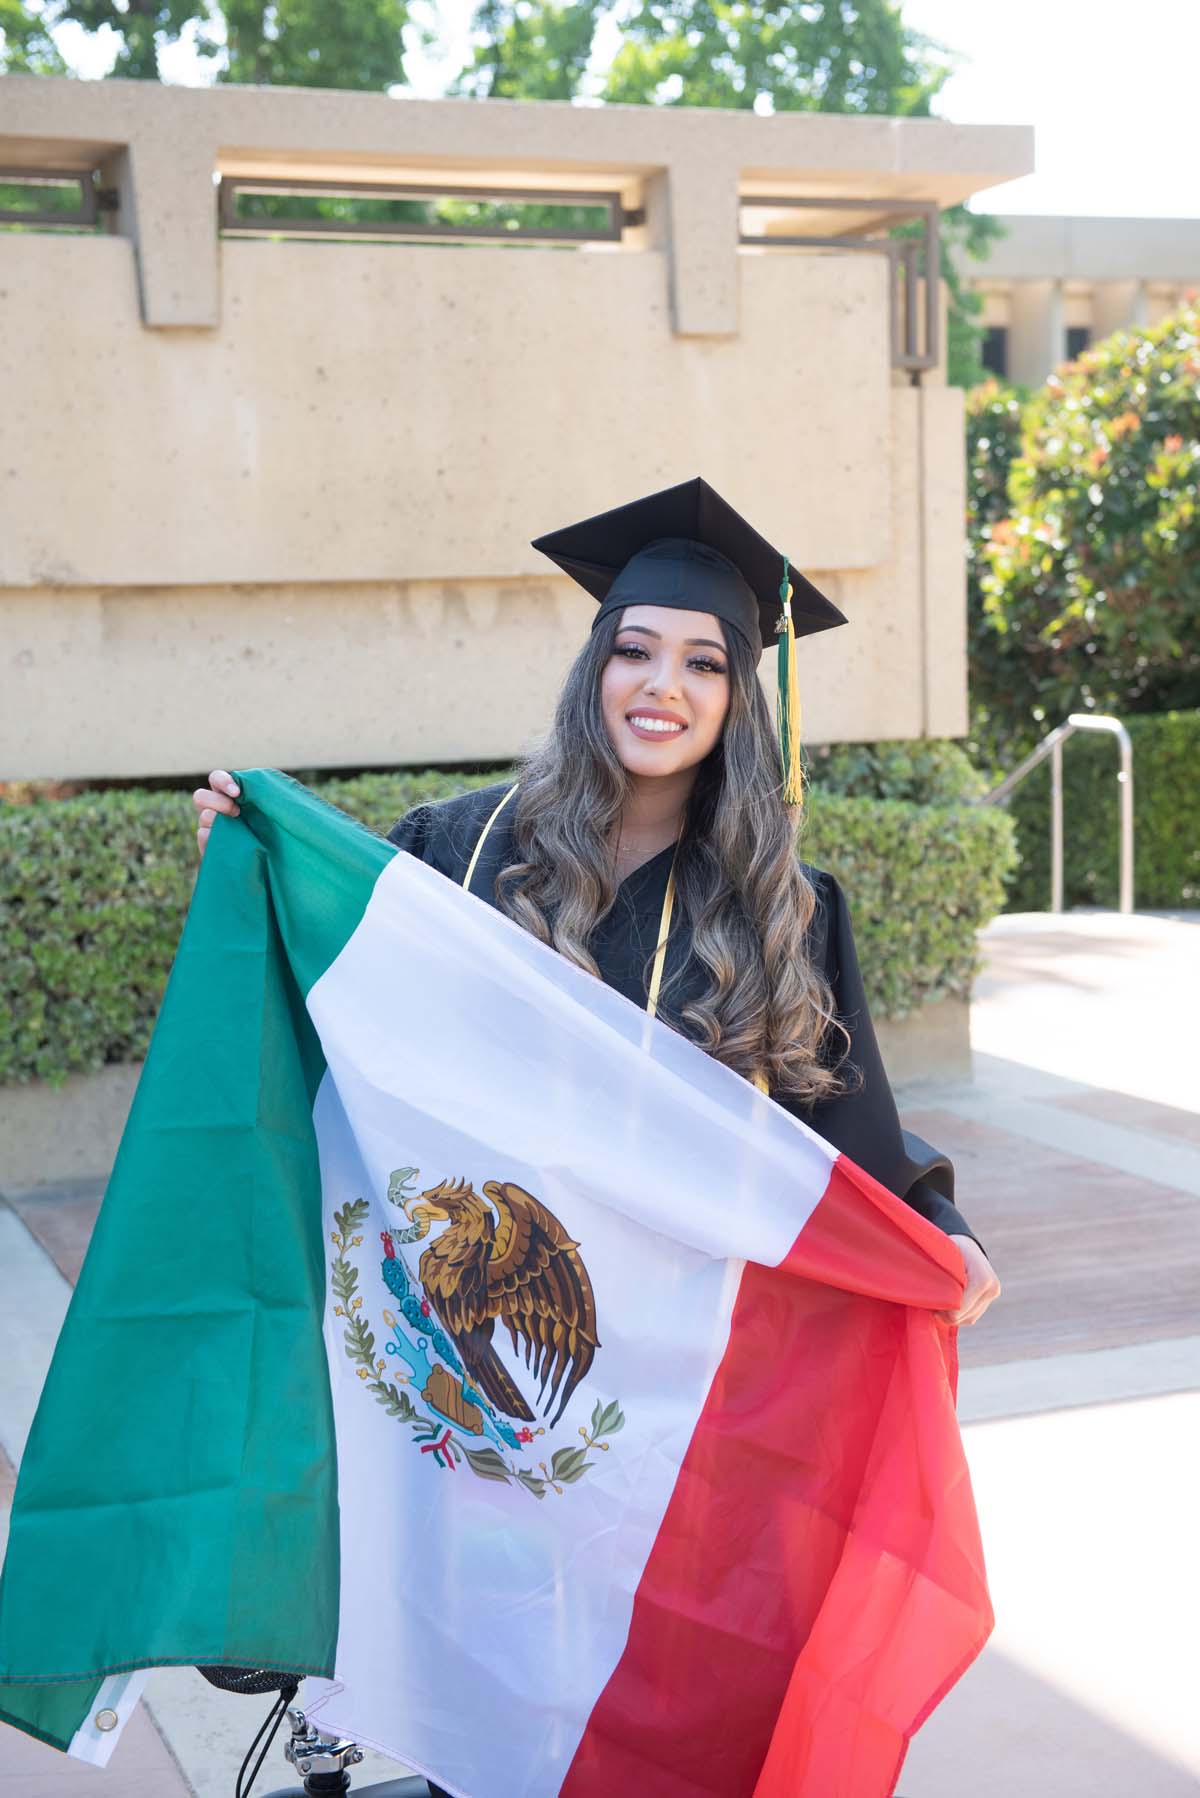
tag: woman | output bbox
[193,477,998,1336]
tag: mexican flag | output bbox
[0,769,991,1797]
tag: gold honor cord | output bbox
[462,780,520,896]
[463,781,768,1095]
[644,832,681,1021]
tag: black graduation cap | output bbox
[530,475,847,662]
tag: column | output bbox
[1008,279,1065,387]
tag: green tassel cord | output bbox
[775,555,805,806]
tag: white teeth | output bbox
[629,716,684,734]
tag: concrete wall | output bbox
[0,79,1032,779]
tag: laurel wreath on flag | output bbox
[330,1199,624,1498]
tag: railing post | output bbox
[1050,736,1064,914]
[1117,724,1134,915]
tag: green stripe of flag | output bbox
[0,771,387,1748]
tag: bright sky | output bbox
[44,0,1200,220]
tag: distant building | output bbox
[955,215,1200,387]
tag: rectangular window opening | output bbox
[218,179,636,246]
[0,172,101,233]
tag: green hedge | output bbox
[805,737,988,804]
[1003,708,1200,910]
[0,761,1015,1087]
[799,789,1015,1019]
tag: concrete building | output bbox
[0,79,1031,780]
[956,214,1200,388]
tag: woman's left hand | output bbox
[941,1235,1001,1327]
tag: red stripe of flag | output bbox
[560,1154,992,1798]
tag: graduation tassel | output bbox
[775,555,805,807]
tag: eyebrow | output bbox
[616,624,727,653]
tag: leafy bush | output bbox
[799,790,1016,1020]
[304,767,507,825]
[965,379,1029,775]
[972,304,1200,768]
[1,760,1014,1086]
[806,736,987,804]
[1002,708,1200,910]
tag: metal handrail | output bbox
[973,714,1134,913]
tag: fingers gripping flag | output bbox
[0,770,991,1797]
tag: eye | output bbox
[613,642,649,660]
[688,655,727,675]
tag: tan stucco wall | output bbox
[1,235,893,589]
[0,81,1029,779]
[3,384,967,778]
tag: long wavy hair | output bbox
[494,608,856,1107]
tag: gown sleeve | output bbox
[385,804,435,862]
[780,869,983,1251]
[384,785,514,886]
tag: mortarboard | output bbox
[531,476,847,806]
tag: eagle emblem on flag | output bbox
[329,1167,622,1497]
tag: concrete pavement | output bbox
[1,908,1197,1795]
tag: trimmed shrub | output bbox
[1002,707,1200,911]
[1,761,1014,1086]
[799,789,1016,1020]
[805,737,987,804]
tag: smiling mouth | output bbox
[626,713,687,738]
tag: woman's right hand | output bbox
[192,769,241,858]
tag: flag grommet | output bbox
[94,1710,118,1732]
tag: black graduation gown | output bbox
[385,781,978,1246]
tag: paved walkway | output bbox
[1,909,1197,1796]
[899,909,1200,1796]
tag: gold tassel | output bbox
[776,556,805,806]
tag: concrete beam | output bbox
[956,213,1200,284]
[0,77,1033,332]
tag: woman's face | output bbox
[600,604,731,778]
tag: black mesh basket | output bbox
[197,1665,298,1697]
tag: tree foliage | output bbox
[599,0,947,112]
[1,0,197,77]
[1,0,408,86]
[969,304,1200,768]
[449,0,601,99]
[0,0,68,70]
[200,0,408,89]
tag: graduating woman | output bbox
[192,477,997,1796]
[193,476,998,1331]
